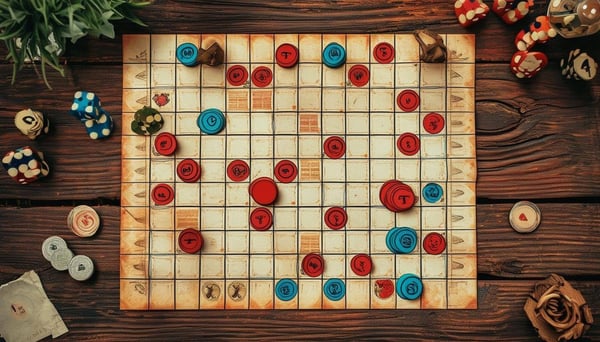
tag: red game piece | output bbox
[373,42,395,64]
[350,254,372,276]
[454,0,490,27]
[250,207,273,231]
[178,228,203,254]
[274,159,298,183]
[423,232,447,255]
[323,136,346,159]
[511,50,548,79]
[227,65,249,86]
[396,132,420,156]
[324,206,347,230]
[251,66,273,87]
[177,158,201,183]
[348,65,370,87]
[423,112,445,134]
[302,253,324,277]
[227,159,250,182]
[152,183,174,205]
[396,89,420,112]
[249,177,278,205]
[374,279,395,299]
[379,180,415,212]
[276,43,299,68]
[154,132,177,156]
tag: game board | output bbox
[120,33,477,310]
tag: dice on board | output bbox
[492,0,533,24]
[70,90,102,121]
[511,50,548,78]
[2,146,50,184]
[454,0,490,27]
[84,110,114,139]
[14,108,50,140]
[515,16,557,51]
[131,106,164,135]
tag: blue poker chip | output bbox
[176,43,199,66]
[197,108,225,135]
[322,42,346,68]
[386,227,401,253]
[323,278,346,301]
[275,278,298,301]
[396,273,423,300]
[422,183,443,203]
[394,227,417,254]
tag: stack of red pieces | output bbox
[379,180,416,212]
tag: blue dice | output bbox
[69,90,113,139]
[2,146,50,184]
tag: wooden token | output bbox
[67,205,101,237]
[374,279,395,299]
[227,159,250,182]
[177,159,201,183]
[302,253,324,277]
[373,42,395,64]
[227,65,249,86]
[509,201,541,233]
[423,112,445,134]
[152,183,174,205]
[423,232,446,255]
[397,132,420,156]
[68,255,94,281]
[249,177,278,205]
[323,136,346,159]
[324,206,347,230]
[178,228,203,254]
[274,159,298,183]
[251,66,273,87]
[397,89,420,112]
[154,132,177,156]
[276,43,299,68]
[250,207,273,231]
[350,254,372,276]
[348,64,370,87]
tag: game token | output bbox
[323,278,346,301]
[348,64,370,87]
[276,43,299,68]
[227,65,249,86]
[374,279,395,299]
[324,206,347,230]
[178,228,203,254]
[423,112,445,134]
[154,132,177,156]
[251,66,273,87]
[322,42,346,68]
[386,227,418,254]
[228,282,247,301]
[373,42,395,64]
[396,273,423,300]
[379,180,415,212]
[50,247,74,271]
[131,106,164,136]
[41,236,68,261]
[323,136,346,159]
[197,42,225,66]
[396,89,420,112]
[509,201,541,233]
[422,183,443,203]
[198,108,225,135]
[68,255,95,281]
[350,254,372,276]
[250,207,273,231]
[275,278,298,301]
[397,132,420,156]
[274,159,298,183]
[152,183,174,206]
[176,42,199,66]
[423,232,446,255]
[302,253,324,277]
[67,205,101,237]
[177,159,201,183]
[14,108,50,140]
[227,159,250,182]
[249,177,278,205]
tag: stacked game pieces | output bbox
[131,106,164,135]
[42,236,95,281]
[67,205,101,237]
[69,90,114,139]
[379,180,416,212]
[14,108,50,140]
[2,146,50,184]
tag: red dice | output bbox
[511,51,548,78]
[454,0,490,27]
[492,0,533,24]
[515,16,558,51]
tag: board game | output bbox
[120,33,477,310]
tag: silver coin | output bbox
[68,255,94,281]
[41,236,68,261]
[50,247,74,271]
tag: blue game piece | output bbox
[197,108,225,135]
[70,90,101,121]
[275,278,298,301]
[422,183,443,203]
[84,109,114,140]
[323,278,345,301]
[322,42,346,68]
[386,227,417,254]
[176,43,199,67]
[396,273,423,300]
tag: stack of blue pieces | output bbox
[396,273,423,300]
[386,227,418,254]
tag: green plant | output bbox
[0,0,150,88]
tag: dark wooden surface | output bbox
[1,1,599,340]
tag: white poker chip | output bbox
[41,236,68,261]
[67,205,101,237]
[68,255,95,281]
[509,201,542,233]
[50,247,74,271]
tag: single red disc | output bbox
[227,159,250,182]
[423,112,445,134]
[274,159,298,183]
[250,207,273,231]
[177,159,201,183]
[397,89,420,112]
[178,228,203,254]
[351,254,372,276]
[152,183,174,205]
[154,132,177,156]
[348,64,370,87]
[302,253,324,277]
[374,279,395,299]
[227,65,249,86]
[324,206,347,230]
[323,136,346,159]
[249,177,278,205]
[397,132,420,156]
[373,42,395,64]
[276,43,299,68]
[388,184,415,212]
[423,232,446,255]
[251,66,273,87]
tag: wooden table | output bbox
[1,1,599,340]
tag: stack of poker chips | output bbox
[42,236,95,281]
[131,106,164,136]
[560,49,598,81]
[69,90,114,139]
[14,108,50,140]
[2,146,50,184]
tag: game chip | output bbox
[396,273,423,300]
[228,282,247,301]
[276,43,299,68]
[50,247,74,271]
[178,228,203,254]
[42,236,68,261]
[397,89,420,112]
[152,183,174,206]
[249,177,278,205]
[275,278,298,301]
[302,253,325,277]
[373,42,395,64]
[67,205,101,238]
[423,232,447,255]
[386,227,418,254]
[274,159,298,183]
[251,66,273,87]
[509,201,541,233]
[154,132,177,156]
[322,42,346,68]
[422,183,443,203]
[177,159,201,183]
[15,108,50,140]
[176,42,199,66]
[423,112,445,134]
[250,207,273,231]
[348,65,370,87]
[397,132,420,156]
[379,180,416,212]
[227,159,250,182]
[324,206,347,230]
[323,136,346,159]
[374,279,395,299]
[197,108,225,135]
[350,254,372,276]
[68,255,94,281]
[323,278,346,301]
[227,65,249,86]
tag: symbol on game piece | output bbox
[423,232,446,255]
[396,273,423,300]
[227,159,250,182]
[422,183,443,203]
[396,89,420,112]
[373,42,395,64]
[323,278,346,301]
[227,65,249,86]
[197,108,225,135]
[176,43,199,66]
[152,93,170,107]
[275,278,298,301]
[154,132,177,156]
[423,112,445,134]
[348,65,370,87]
[250,207,273,231]
[276,43,300,68]
[203,282,221,301]
[374,279,395,299]
[178,228,203,254]
[227,282,246,301]
[322,42,347,68]
[274,159,298,183]
[301,253,324,277]
[324,207,348,230]
[397,132,420,156]
[351,254,373,276]
[249,177,279,205]
[177,159,201,183]
[323,136,346,159]
[151,183,174,206]
[251,66,273,87]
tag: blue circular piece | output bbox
[388,227,417,254]
[422,183,444,203]
[176,43,199,66]
[322,42,346,68]
[323,278,346,301]
[275,278,298,301]
[396,273,423,300]
[197,108,225,134]
[386,227,401,253]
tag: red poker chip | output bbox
[302,253,324,277]
[374,279,395,299]
[177,159,201,183]
[227,65,249,86]
[397,132,420,156]
[227,160,250,182]
[249,177,278,205]
[397,89,420,112]
[423,112,445,134]
[178,228,203,254]
[379,180,401,206]
[274,159,298,183]
[324,206,347,230]
[373,42,395,64]
[348,65,370,87]
[387,183,415,212]
[276,43,299,68]
[250,207,273,231]
[251,66,273,87]
[423,232,446,255]
[351,254,372,276]
[152,183,174,206]
[323,136,346,159]
[154,132,177,156]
